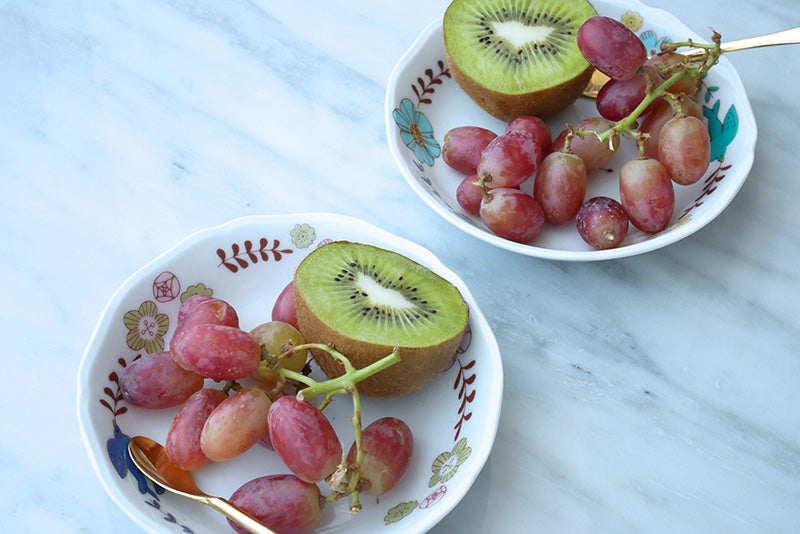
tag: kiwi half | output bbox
[443,0,598,120]
[293,241,468,397]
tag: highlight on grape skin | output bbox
[577,15,647,81]
[477,129,542,189]
[170,323,261,380]
[176,294,240,332]
[443,125,498,175]
[267,395,343,484]
[479,187,545,243]
[346,417,414,497]
[619,158,675,234]
[577,196,629,250]
[228,474,323,534]
[166,388,228,470]
[200,386,272,462]
[119,350,204,409]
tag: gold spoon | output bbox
[582,26,800,98]
[127,435,278,534]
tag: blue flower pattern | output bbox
[393,98,440,166]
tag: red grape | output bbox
[657,116,711,185]
[596,71,657,121]
[346,417,414,496]
[477,129,541,189]
[119,351,204,409]
[170,323,260,380]
[165,388,228,470]
[533,151,587,225]
[200,386,271,462]
[271,281,298,330]
[576,197,629,250]
[550,117,619,172]
[619,158,675,233]
[578,16,647,81]
[268,396,343,483]
[479,188,545,243]
[442,126,497,175]
[228,474,322,534]
[456,174,483,216]
[506,115,551,154]
[176,295,239,332]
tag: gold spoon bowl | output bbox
[127,435,279,534]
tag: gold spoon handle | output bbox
[583,26,800,97]
[199,496,280,534]
[699,26,800,55]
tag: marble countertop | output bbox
[2,0,799,532]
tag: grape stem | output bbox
[576,32,722,155]
[266,343,401,514]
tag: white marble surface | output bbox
[2,0,799,532]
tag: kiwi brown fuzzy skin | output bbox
[444,40,594,121]
[294,284,466,397]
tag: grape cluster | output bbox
[444,15,720,250]
[120,292,413,534]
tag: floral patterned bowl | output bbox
[77,213,503,534]
[385,0,757,261]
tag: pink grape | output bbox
[479,188,545,243]
[506,115,551,154]
[576,197,629,250]
[119,351,204,409]
[476,129,541,189]
[176,295,239,331]
[577,16,647,81]
[550,117,619,172]
[228,474,322,534]
[619,158,675,233]
[177,294,214,323]
[639,97,703,159]
[268,396,343,483]
[456,174,483,216]
[346,417,414,496]
[170,324,260,380]
[165,388,228,470]
[200,386,271,462]
[533,151,587,225]
[442,126,497,175]
[271,281,298,330]
[657,116,711,185]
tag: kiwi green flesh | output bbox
[444,0,597,95]
[293,241,468,349]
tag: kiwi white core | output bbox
[492,20,554,48]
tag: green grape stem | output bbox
[589,34,722,151]
[267,343,401,514]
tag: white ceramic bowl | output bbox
[77,213,503,534]
[386,0,757,261]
